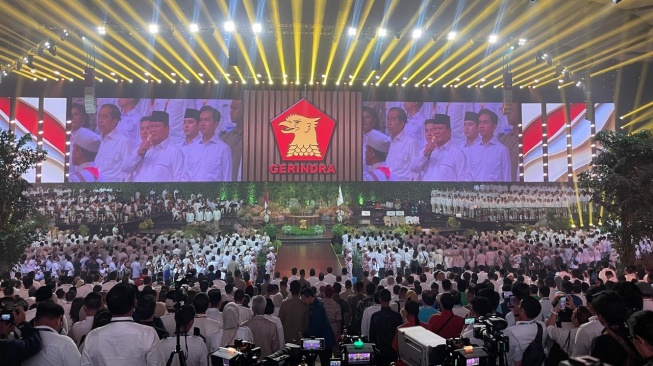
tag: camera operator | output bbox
[160,304,209,366]
[504,296,547,366]
[461,297,495,346]
[0,302,42,366]
[300,288,336,366]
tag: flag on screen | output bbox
[337,184,344,206]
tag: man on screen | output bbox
[410,115,466,181]
[467,109,511,182]
[385,107,419,181]
[221,100,243,181]
[461,111,481,149]
[123,111,185,182]
[95,104,132,182]
[69,128,102,183]
[69,103,93,174]
[185,106,232,181]
[178,108,201,154]
[499,103,520,181]
[117,98,142,147]
[403,102,427,147]
[363,130,393,182]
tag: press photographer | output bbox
[0,301,42,366]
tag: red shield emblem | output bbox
[270,99,335,162]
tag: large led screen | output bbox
[14,98,39,183]
[362,102,519,182]
[522,103,545,182]
[69,98,242,182]
[41,98,66,183]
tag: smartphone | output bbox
[464,317,476,325]
[502,291,513,301]
[1,313,12,322]
[559,296,566,309]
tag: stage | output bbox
[275,240,341,278]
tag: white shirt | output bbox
[123,137,185,182]
[571,316,604,357]
[504,320,548,365]
[263,314,286,350]
[118,108,143,148]
[71,316,94,346]
[185,134,232,181]
[411,139,467,181]
[404,111,427,147]
[206,308,223,324]
[23,326,80,366]
[160,334,208,366]
[360,304,381,338]
[193,316,224,344]
[80,317,165,366]
[467,136,512,182]
[386,131,419,181]
[96,128,133,182]
[236,305,253,323]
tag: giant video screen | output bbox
[69,98,242,182]
[362,102,520,182]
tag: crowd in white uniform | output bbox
[429,184,593,221]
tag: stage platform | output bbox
[275,239,341,277]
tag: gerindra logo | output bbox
[270,99,335,162]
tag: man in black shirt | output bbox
[0,302,42,366]
[369,289,403,366]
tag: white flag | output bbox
[337,184,344,206]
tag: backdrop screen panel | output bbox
[362,101,519,182]
[69,98,241,182]
[41,98,66,183]
[522,103,545,182]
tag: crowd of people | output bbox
[429,184,593,221]
[28,186,243,226]
[3,224,653,366]
[68,98,243,183]
[363,102,520,182]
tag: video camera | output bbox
[471,316,509,363]
[1,308,15,323]
[210,339,262,366]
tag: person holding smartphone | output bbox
[0,302,42,365]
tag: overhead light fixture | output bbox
[44,41,51,48]
[488,34,498,43]
[48,45,57,56]
[377,28,387,37]
[252,23,262,33]
[412,29,422,39]
[60,29,69,41]
[26,55,34,68]
[518,38,527,46]
[189,23,199,33]
[98,26,106,35]
[149,24,159,34]
[613,0,621,3]
[348,27,356,36]
[224,21,235,32]
[447,32,457,40]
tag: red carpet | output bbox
[275,242,341,278]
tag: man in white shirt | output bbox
[71,292,102,346]
[466,109,511,182]
[324,267,337,286]
[363,130,392,182]
[81,283,165,366]
[504,296,547,366]
[178,108,202,160]
[117,98,143,147]
[360,297,381,339]
[160,305,209,366]
[23,302,80,366]
[69,122,102,183]
[410,115,467,182]
[185,106,232,181]
[95,103,133,182]
[191,293,223,344]
[403,102,427,146]
[571,289,605,357]
[385,107,419,181]
[123,111,185,182]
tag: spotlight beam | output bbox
[323,0,353,82]
[351,0,400,81]
[309,0,327,84]
[270,0,289,82]
[242,0,274,83]
[336,0,374,85]
[292,0,303,82]
[197,0,232,81]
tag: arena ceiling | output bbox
[0,0,651,90]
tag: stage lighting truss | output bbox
[0,38,59,79]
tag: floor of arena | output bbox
[275,242,341,278]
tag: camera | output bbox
[210,339,261,366]
[301,338,325,351]
[1,306,16,323]
[433,338,489,366]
